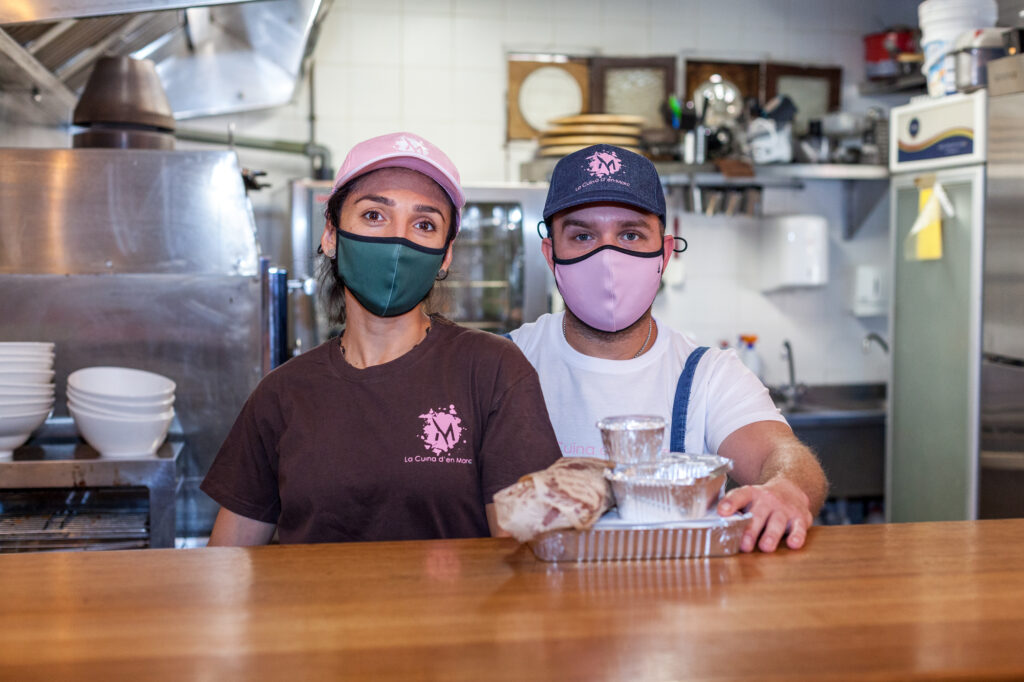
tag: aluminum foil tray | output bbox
[527,510,752,562]
[605,453,733,523]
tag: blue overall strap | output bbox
[500,332,513,340]
[670,346,710,453]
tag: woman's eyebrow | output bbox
[354,194,395,206]
[414,204,444,216]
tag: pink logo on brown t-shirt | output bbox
[418,404,465,455]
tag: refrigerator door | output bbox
[983,91,1024,360]
[887,166,984,522]
[979,90,1024,518]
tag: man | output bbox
[509,145,828,553]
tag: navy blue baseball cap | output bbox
[542,145,666,225]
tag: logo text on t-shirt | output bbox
[407,404,472,464]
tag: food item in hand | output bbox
[493,457,614,542]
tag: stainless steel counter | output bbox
[0,417,183,549]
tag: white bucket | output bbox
[919,0,997,96]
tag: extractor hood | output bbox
[0,0,332,125]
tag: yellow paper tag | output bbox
[913,187,943,261]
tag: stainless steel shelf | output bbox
[858,74,927,96]
[754,164,889,180]
[0,416,185,548]
[520,158,889,184]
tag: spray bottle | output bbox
[737,334,763,381]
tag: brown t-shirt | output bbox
[200,316,560,543]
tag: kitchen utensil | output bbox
[0,406,52,459]
[543,124,642,136]
[68,366,175,401]
[538,134,641,147]
[954,27,1009,92]
[693,76,742,128]
[538,144,642,158]
[549,114,646,126]
[0,352,53,368]
[68,403,174,459]
[0,400,53,417]
[864,27,920,80]
[0,369,54,385]
[67,386,174,415]
[0,383,55,398]
[0,342,55,354]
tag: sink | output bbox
[769,383,887,499]
[771,383,886,422]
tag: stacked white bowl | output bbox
[0,342,56,460]
[67,367,176,459]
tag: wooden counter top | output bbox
[3,520,1024,680]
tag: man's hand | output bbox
[717,478,814,552]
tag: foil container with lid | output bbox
[605,453,733,523]
[595,414,666,465]
[528,510,751,562]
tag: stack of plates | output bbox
[0,342,56,460]
[538,114,646,157]
[67,367,176,459]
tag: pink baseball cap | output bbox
[332,132,466,232]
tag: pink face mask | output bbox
[553,244,664,332]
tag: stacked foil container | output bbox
[596,415,733,523]
[527,415,749,562]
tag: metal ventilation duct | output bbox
[0,0,331,125]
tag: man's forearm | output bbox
[757,437,829,516]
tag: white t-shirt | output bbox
[509,312,786,458]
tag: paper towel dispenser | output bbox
[758,214,830,292]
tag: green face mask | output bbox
[336,228,447,317]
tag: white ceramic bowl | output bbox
[69,403,174,458]
[67,387,173,415]
[0,382,56,398]
[0,399,54,417]
[0,368,54,385]
[68,393,173,418]
[0,342,54,354]
[0,406,52,459]
[68,367,175,402]
[0,356,54,371]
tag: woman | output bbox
[202,132,560,545]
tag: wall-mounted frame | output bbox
[589,56,676,130]
[765,62,843,133]
[507,54,590,141]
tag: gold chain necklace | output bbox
[562,315,653,359]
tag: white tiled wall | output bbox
[179,0,920,184]
[1,0,922,386]
[654,180,891,386]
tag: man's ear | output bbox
[661,233,674,272]
[541,237,555,274]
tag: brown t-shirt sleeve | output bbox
[200,386,282,524]
[478,341,561,502]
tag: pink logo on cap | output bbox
[585,149,622,178]
[393,135,430,156]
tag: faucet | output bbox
[863,332,889,354]
[779,340,803,408]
